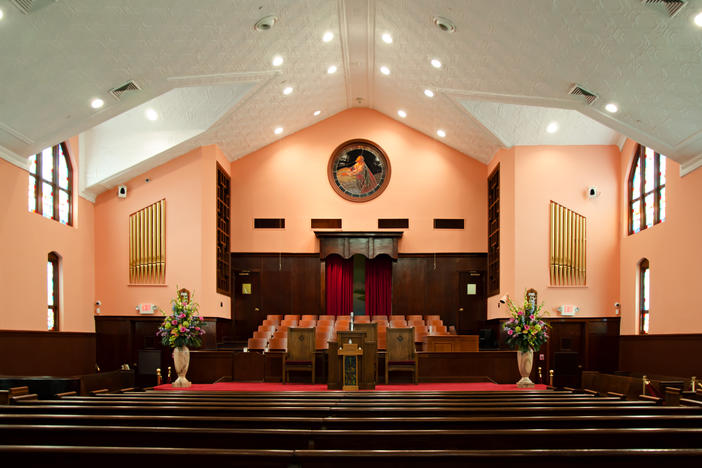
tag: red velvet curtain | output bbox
[365,255,392,317]
[325,254,354,316]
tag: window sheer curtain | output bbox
[325,254,353,316]
[365,255,392,317]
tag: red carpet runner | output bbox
[154,382,548,392]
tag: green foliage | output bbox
[503,291,550,353]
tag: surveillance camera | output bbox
[117,185,127,198]
[614,302,621,308]
[95,300,102,306]
[498,294,509,307]
[145,177,151,183]
[587,185,600,199]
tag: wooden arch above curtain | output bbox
[315,231,402,260]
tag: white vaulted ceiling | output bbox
[1,0,702,199]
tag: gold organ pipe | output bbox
[155,201,161,283]
[548,202,554,284]
[146,205,151,283]
[136,210,141,283]
[568,209,574,285]
[558,206,565,285]
[160,200,165,282]
[129,200,166,285]
[129,215,134,283]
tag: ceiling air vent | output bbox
[568,84,599,105]
[109,80,141,100]
[11,0,57,15]
[641,0,687,17]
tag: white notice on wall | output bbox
[466,284,477,295]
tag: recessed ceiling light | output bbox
[424,89,435,98]
[313,110,321,116]
[381,33,393,44]
[327,65,337,74]
[397,110,407,118]
[0,9,4,20]
[254,15,278,32]
[694,12,702,27]
[380,66,390,75]
[605,103,618,113]
[90,98,104,109]
[437,129,446,138]
[546,121,559,133]
[274,127,283,135]
[145,108,158,121]
[431,59,442,68]
[283,86,293,95]
[433,16,456,33]
[272,55,284,67]
[323,31,334,42]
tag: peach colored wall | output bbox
[487,148,516,319]
[200,145,232,317]
[618,140,702,334]
[94,145,229,318]
[488,145,621,320]
[0,137,96,332]
[230,108,487,253]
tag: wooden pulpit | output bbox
[338,342,363,391]
[327,330,376,390]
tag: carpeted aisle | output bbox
[154,382,548,392]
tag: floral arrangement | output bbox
[157,288,205,348]
[503,292,550,353]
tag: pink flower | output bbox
[507,329,513,335]
[524,325,530,331]
[530,314,535,320]
[171,320,177,326]
[195,327,200,331]
[517,310,524,316]
[179,326,186,332]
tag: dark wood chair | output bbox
[385,327,417,384]
[355,322,378,382]
[283,327,315,384]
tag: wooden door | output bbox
[233,271,261,340]
[457,270,486,335]
[547,321,585,388]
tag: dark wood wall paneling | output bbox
[231,254,322,339]
[433,218,465,229]
[392,254,487,333]
[311,219,342,229]
[254,218,285,229]
[378,218,409,229]
[94,316,228,385]
[489,317,620,386]
[231,253,486,340]
[0,330,96,376]
[619,334,702,378]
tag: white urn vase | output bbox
[172,346,191,388]
[516,349,535,388]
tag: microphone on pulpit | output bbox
[350,311,354,331]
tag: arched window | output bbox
[628,144,666,234]
[47,252,60,331]
[28,142,73,225]
[639,258,650,335]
